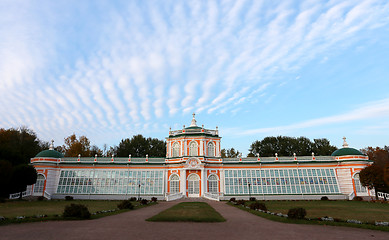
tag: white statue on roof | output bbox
[342,137,349,148]
[49,139,54,150]
[190,112,197,127]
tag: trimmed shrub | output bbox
[249,201,267,211]
[249,197,256,201]
[140,199,148,205]
[129,197,137,201]
[37,196,44,201]
[287,208,306,219]
[117,200,134,210]
[229,197,236,202]
[321,196,329,201]
[236,200,246,206]
[151,197,158,202]
[63,204,91,219]
[65,196,74,201]
[353,196,363,201]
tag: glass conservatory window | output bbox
[56,170,164,195]
[34,174,45,193]
[208,175,218,193]
[354,173,367,193]
[170,175,180,193]
[172,142,180,157]
[189,141,198,156]
[224,168,340,195]
[208,142,215,157]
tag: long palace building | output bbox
[29,115,374,201]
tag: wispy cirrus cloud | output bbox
[0,0,389,147]
[233,98,389,136]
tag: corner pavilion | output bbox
[28,115,373,201]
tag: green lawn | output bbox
[0,200,123,218]
[147,202,226,222]
[261,200,389,222]
[229,200,389,232]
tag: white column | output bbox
[181,169,186,195]
[163,169,167,196]
[220,169,225,194]
[180,139,183,156]
[167,140,171,158]
[201,168,205,196]
[184,140,187,156]
[200,139,203,156]
[216,140,220,157]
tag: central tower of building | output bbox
[165,113,222,197]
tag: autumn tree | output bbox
[359,146,389,195]
[63,134,94,157]
[114,134,166,157]
[221,148,241,158]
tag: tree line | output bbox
[248,136,337,157]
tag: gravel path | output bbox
[1,199,388,240]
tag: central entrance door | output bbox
[188,174,200,197]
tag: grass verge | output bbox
[228,202,389,232]
[147,202,225,222]
[0,199,156,226]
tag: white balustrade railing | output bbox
[165,192,183,201]
[9,189,32,199]
[203,192,221,201]
[348,191,355,200]
[377,191,389,201]
[44,191,52,200]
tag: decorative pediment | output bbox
[185,157,202,169]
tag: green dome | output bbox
[185,126,202,130]
[331,147,364,157]
[35,149,63,158]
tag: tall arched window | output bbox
[354,173,367,193]
[208,175,218,193]
[208,142,215,157]
[189,141,198,156]
[172,142,180,157]
[170,175,180,193]
[34,174,45,193]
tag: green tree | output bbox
[221,148,241,158]
[0,127,45,165]
[90,145,103,157]
[248,136,337,157]
[0,160,13,197]
[312,138,338,156]
[114,134,166,157]
[10,164,37,198]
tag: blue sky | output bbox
[1,0,389,155]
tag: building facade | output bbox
[29,115,373,201]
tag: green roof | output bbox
[331,148,364,157]
[35,149,64,158]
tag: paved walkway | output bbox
[1,200,388,240]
